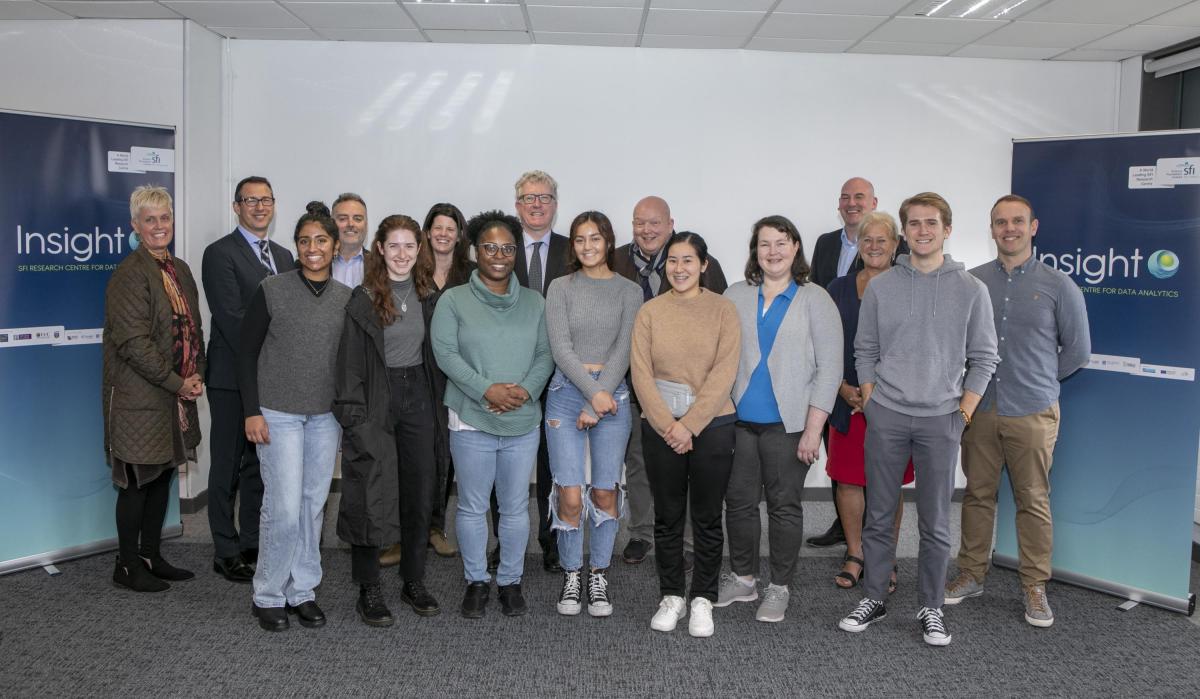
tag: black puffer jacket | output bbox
[332,286,448,546]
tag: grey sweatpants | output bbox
[862,401,964,608]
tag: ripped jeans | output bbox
[544,369,631,572]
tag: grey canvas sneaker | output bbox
[944,571,984,605]
[714,572,758,607]
[755,584,789,623]
[1024,583,1054,627]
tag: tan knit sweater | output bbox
[631,288,741,437]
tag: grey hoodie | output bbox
[854,254,999,417]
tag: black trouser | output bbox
[642,419,735,602]
[489,420,555,552]
[430,456,454,532]
[115,464,173,564]
[207,387,263,559]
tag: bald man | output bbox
[612,196,727,565]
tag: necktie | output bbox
[257,240,275,275]
[528,241,543,295]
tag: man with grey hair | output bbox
[331,192,368,288]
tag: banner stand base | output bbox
[1,523,183,577]
[993,552,1196,616]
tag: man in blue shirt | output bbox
[944,195,1091,628]
[331,192,368,288]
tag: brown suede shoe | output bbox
[429,528,458,558]
[378,543,402,568]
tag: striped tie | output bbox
[256,240,275,275]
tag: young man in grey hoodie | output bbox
[837,192,999,646]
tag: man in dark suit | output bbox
[201,175,294,583]
[611,195,728,567]
[485,170,570,574]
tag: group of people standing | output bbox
[102,172,1089,647]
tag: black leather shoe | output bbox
[543,549,564,574]
[401,581,441,617]
[241,548,259,566]
[141,555,194,581]
[213,555,255,583]
[113,556,169,593]
[487,546,501,574]
[285,600,326,628]
[497,583,528,617]
[252,603,289,632]
[357,583,394,627]
[622,538,650,565]
[461,581,489,619]
[806,520,847,548]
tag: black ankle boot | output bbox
[141,554,195,581]
[357,583,394,627]
[113,556,170,592]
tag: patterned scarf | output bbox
[154,254,201,432]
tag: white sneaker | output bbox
[688,597,714,638]
[650,595,687,632]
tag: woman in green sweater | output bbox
[430,210,555,619]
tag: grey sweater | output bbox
[855,254,999,416]
[544,271,642,400]
[726,280,843,433]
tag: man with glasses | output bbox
[201,176,293,584]
[331,192,368,288]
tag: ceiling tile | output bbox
[866,16,1005,43]
[639,33,744,48]
[209,26,322,40]
[976,20,1123,47]
[424,29,531,44]
[746,36,857,52]
[162,1,306,28]
[952,44,1065,59]
[404,3,526,31]
[316,28,426,42]
[644,9,766,37]
[1147,1,1200,27]
[527,0,642,6]
[41,1,183,19]
[282,2,416,30]
[533,31,637,47]
[527,6,643,35]
[897,0,1054,21]
[0,1,72,19]
[1021,0,1192,25]
[851,40,959,55]
[776,0,909,14]
[757,13,887,40]
[1052,48,1143,61]
[1084,24,1200,51]
[652,0,775,10]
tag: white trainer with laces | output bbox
[650,595,687,632]
[688,597,714,638]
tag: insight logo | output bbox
[15,225,128,262]
[1147,250,1179,279]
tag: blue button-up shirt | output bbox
[971,256,1091,416]
[836,228,859,278]
[736,281,798,423]
[332,249,365,288]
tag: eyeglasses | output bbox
[517,194,556,205]
[479,243,517,258]
[237,197,276,207]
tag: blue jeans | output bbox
[545,369,630,572]
[451,427,540,585]
[253,408,340,608]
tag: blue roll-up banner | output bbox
[1000,131,1200,613]
[0,110,178,574]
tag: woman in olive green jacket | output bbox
[102,185,205,592]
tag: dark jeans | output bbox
[490,420,555,552]
[642,418,734,602]
[207,387,263,559]
[115,464,173,564]
[392,366,436,584]
[726,422,809,586]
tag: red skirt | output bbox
[826,412,915,487]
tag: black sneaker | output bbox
[622,538,650,564]
[587,569,612,618]
[917,606,952,646]
[557,570,582,616]
[497,583,528,617]
[461,581,489,619]
[838,597,887,633]
[400,580,441,617]
[357,582,394,627]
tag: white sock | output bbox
[737,574,756,586]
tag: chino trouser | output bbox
[957,403,1059,587]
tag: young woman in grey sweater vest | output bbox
[238,202,352,633]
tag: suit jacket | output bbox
[611,241,729,296]
[201,229,295,390]
[514,231,569,294]
[810,227,909,289]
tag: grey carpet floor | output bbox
[3,540,1200,697]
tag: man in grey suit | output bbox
[202,175,294,583]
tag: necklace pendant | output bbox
[400,300,407,313]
